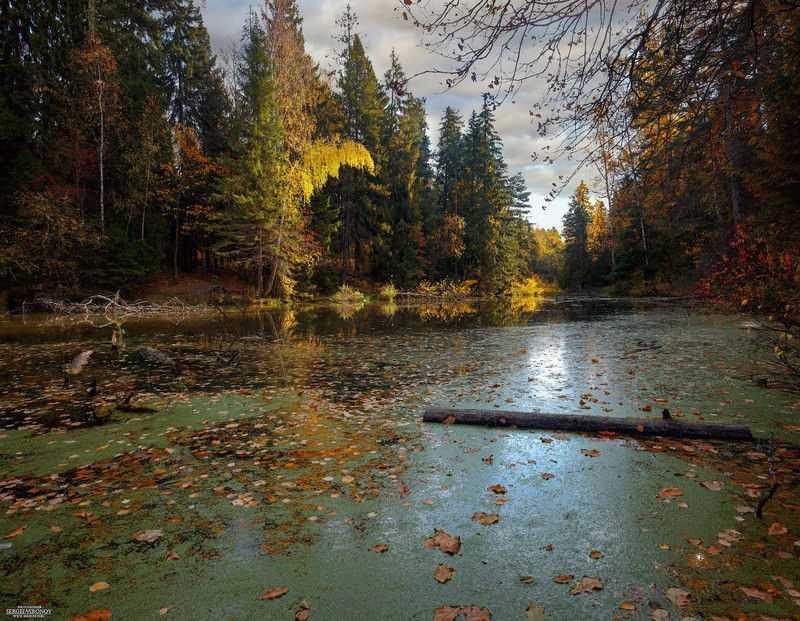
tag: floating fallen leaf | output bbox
[75,512,96,520]
[526,602,548,620]
[677,502,688,508]
[541,473,555,480]
[51,526,62,533]
[425,529,461,555]
[656,488,683,499]
[768,522,788,536]
[570,576,603,595]
[553,574,573,584]
[487,484,506,494]
[649,609,669,621]
[735,505,753,513]
[700,481,723,491]
[589,550,603,559]
[471,512,499,526]
[443,415,456,424]
[257,586,289,600]
[665,587,690,608]
[369,544,389,553]
[636,425,644,432]
[540,437,553,443]
[165,550,180,560]
[520,577,534,584]
[482,455,494,465]
[67,611,112,621]
[89,581,110,592]
[3,525,26,539]
[341,475,355,483]
[641,405,653,412]
[434,564,456,583]
[552,434,570,441]
[460,606,492,621]
[619,601,635,610]
[580,449,600,457]
[739,585,773,602]
[295,601,311,621]
[717,530,741,543]
[433,606,460,621]
[135,529,164,543]
[158,606,174,615]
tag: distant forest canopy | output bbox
[0,0,797,314]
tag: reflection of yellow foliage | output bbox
[510,296,543,313]
[333,302,364,320]
[413,303,478,321]
[279,310,297,332]
[377,302,398,317]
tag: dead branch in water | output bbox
[36,292,208,319]
[424,408,754,440]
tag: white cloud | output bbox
[202,0,590,230]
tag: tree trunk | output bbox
[98,69,105,234]
[266,200,286,297]
[423,408,753,440]
[172,217,179,282]
[257,237,264,297]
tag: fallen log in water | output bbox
[423,408,754,440]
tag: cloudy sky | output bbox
[201,0,584,230]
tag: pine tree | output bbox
[379,51,428,286]
[562,181,591,291]
[430,107,466,278]
[213,12,285,297]
[334,7,387,283]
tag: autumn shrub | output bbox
[509,275,558,298]
[700,226,800,389]
[698,226,798,317]
[416,279,477,298]
[331,285,364,304]
[378,283,398,301]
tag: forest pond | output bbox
[1,299,798,620]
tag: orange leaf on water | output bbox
[67,611,113,621]
[768,522,788,536]
[3,525,26,539]
[570,576,603,595]
[433,606,461,621]
[656,487,683,499]
[433,564,456,583]
[471,512,499,526]
[425,529,461,555]
[257,586,289,600]
[460,606,492,621]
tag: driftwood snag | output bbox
[423,408,753,440]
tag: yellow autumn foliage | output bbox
[295,141,374,204]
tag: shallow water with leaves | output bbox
[0,299,798,620]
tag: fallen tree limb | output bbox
[423,408,754,440]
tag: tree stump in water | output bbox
[423,408,754,440]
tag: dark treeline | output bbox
[0,0,565,305]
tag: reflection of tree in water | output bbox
[509,295,542,314]
[332,302,364,320]
[412,303,478,322]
